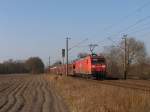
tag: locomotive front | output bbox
[91,56,107,79]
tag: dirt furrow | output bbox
[0,79,17,93]
[0,80,25,112]
[45,78,69,112]
[42,79,54,112]
[0,79,20,93]
[0,83,13,92]
[31,76,45,112]
[21,77,37,112]
[0,75,70,112]
[8,78,31,112]
[0,80,23,110]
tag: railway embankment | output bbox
[46,74,150,112]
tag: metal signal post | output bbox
[62,49,65,64]
[49,56,50,67]
[122,35,127,80]
[49,56,51,72]
[66,37,71,76]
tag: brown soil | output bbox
[0,74,69,112]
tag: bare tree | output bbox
[120,38,147,65]
[103,46,124,77]
[103,37,148,79]
[26,57,44,74]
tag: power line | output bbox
[125,20,150,32]
[133,31,150,37]
[102,1,150,40]
[120,16,150,32]
[128,25,150,35]
[96,38,108,45]
[107,37,124,50]
[107,37,119,46]
[136,0,150,11]
[107,15,150,39]
[68,38,88,51]
[104,0,150,31]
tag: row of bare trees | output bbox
[0,57,44,74]
[103,37,150,79]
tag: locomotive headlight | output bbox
[92,65,96,68]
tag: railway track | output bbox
[73,77,150,92]
[98,80,150,92]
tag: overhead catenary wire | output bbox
[121,21,150,36]
[68,1,150,61]
[105,16,150,44]
[68,45,88,55]
[107,37,125,50]
[99,15,150,57]
[119,16,150,32]
[125,19,150,31]
[128,25,150,35]
[132,31,150,38]
[68,38,89,59]
[107,37,119,46]
[68,38,88,51]
[104,0,150,31]
[101,0,150,42]
[107,15,150,38]
[69,1,150,56]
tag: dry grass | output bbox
[46,74,150,112]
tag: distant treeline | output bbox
[0,57,44,74]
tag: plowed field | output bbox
[0,74,69,112]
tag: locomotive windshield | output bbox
[92,58,105,64]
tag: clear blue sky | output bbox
[0,0,150,65]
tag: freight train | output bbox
[50,54,107,79]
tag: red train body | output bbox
[50,54,107,79]
[50,64,74,75]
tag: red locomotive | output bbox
[50,54,107,79]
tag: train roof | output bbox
[75,54,105,62]
[85,54,105,58]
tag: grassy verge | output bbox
[46,74,150,112]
